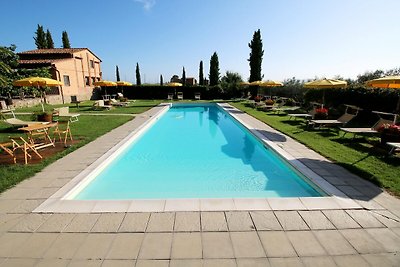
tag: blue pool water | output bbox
[75,103,323,199]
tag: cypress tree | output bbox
[160,74,163,86]
[199,60,204,85]
[34,24,47,49]
[62,31,71,48]
[136,63,141,85]
[209,52,220,86]
[248,29,264,82]
[116,65,120,81]
[46,29,54,49]
[182,67,186,86]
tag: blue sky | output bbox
[1,0,399,83]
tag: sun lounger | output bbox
[93,100,112,110]
[289,109,316,120]
[54,107,80,122]
[2,111,44,127]
[340,118,393,138]
[271,106,301,114]
[110,98,129,107]
[195,92,201,100]
[167,93,174,100]
[310,105,361,129]
[177,92,183,100]
[387,142,400,155]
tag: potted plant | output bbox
[34,110,53,122]
[378,123,400,144]
[314,107,328,119]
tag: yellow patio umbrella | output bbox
[93,80,117,87]
[239,81,250,86]
[260,80,283,87]
[249,80,263,86]
[116,81,133,86]
[167,82,183,86]
[366,75,400,113]
[13,76,63,105]
[304,78,347,107]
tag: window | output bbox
[90,60,94,68]
[85,76,90,86]
[63,75,70,86]
[91,77,96,84]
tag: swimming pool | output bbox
[70,103,323,200]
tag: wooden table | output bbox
[19,122,58,149]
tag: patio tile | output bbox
[164,199,200,211]
[73,233,116,259]
[200,199,235,211]
[5,199,41,213]
[225,211,255,231]
[1,258,38,267]
[274,211,309,230]
[340,229,386,254]
[233,198,270,210]
[0,213,25,232]
[201,212,228,231]
[119,213,150,232]
[11,232,59,258]
[37,213,76,232]
[286,231,326,256]
[91,213,125,232]
[10,213,51,232]
[43,233,87,259]
[101,259,135,267]
[230,231,266,258]
[268,257,304,267]
[0,187,40,200]
[322,210,361,229]
[137,233,172,259]
[92,200,131,212]
[300,197,341,210]
[68,259,102,267]
[236,258,270,267]
[371,210,400,228]
[169,259,203,267]
[174,212,200,232]
[63,213,100,232]
[202,232,234,259]
[345,210,385,228]
[365,228,400,252]
[301,256,337,267]
[298,211,335,230]
[0,232,32,257]
[355,198,385,210]
[250,211,282,230]
[28,187,60,199]
[332,196,361,209]
[313,230,357,255]
[203,259,236,267]
[106,233,144,259]
[258,231,297,257]
[128,200,165,212]
[171,232,202,259]
[268,198,306,210]
[35,259,70,267]
[146,212,175,232]
[362,253,400,267]
[336,185,364,197]
[333,255,370,267]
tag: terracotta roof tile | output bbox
[18,59,62,64]
[18,48,87,55]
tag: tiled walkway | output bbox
[0,103,399,266]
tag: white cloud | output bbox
[134,0,155,11]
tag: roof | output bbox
[18,59,63,65]
[18,48,102,61]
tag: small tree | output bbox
[182,67,186,86]
[116,65,120,81]
[0,45,19,97]
[34,24,47,49]
[160,74,163,86]
[221,71,243,98]
[62,31,71,48]
[136,63,141,85]
[209,52,220,86]
[46,29,54,49]
[248,29,264,82]
[199,60,204,85]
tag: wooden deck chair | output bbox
[2,111,43,127]
[0,138,42,164]
[93,100,112,110]
[310,105,361,129]
[53,121,73,145]
[340,118,394,138]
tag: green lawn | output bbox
[0,100,161,193]
[232,102,400,197]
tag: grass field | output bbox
[232,102,400,197]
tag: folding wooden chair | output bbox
[53,121,73,145]
[0,137,42,164]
